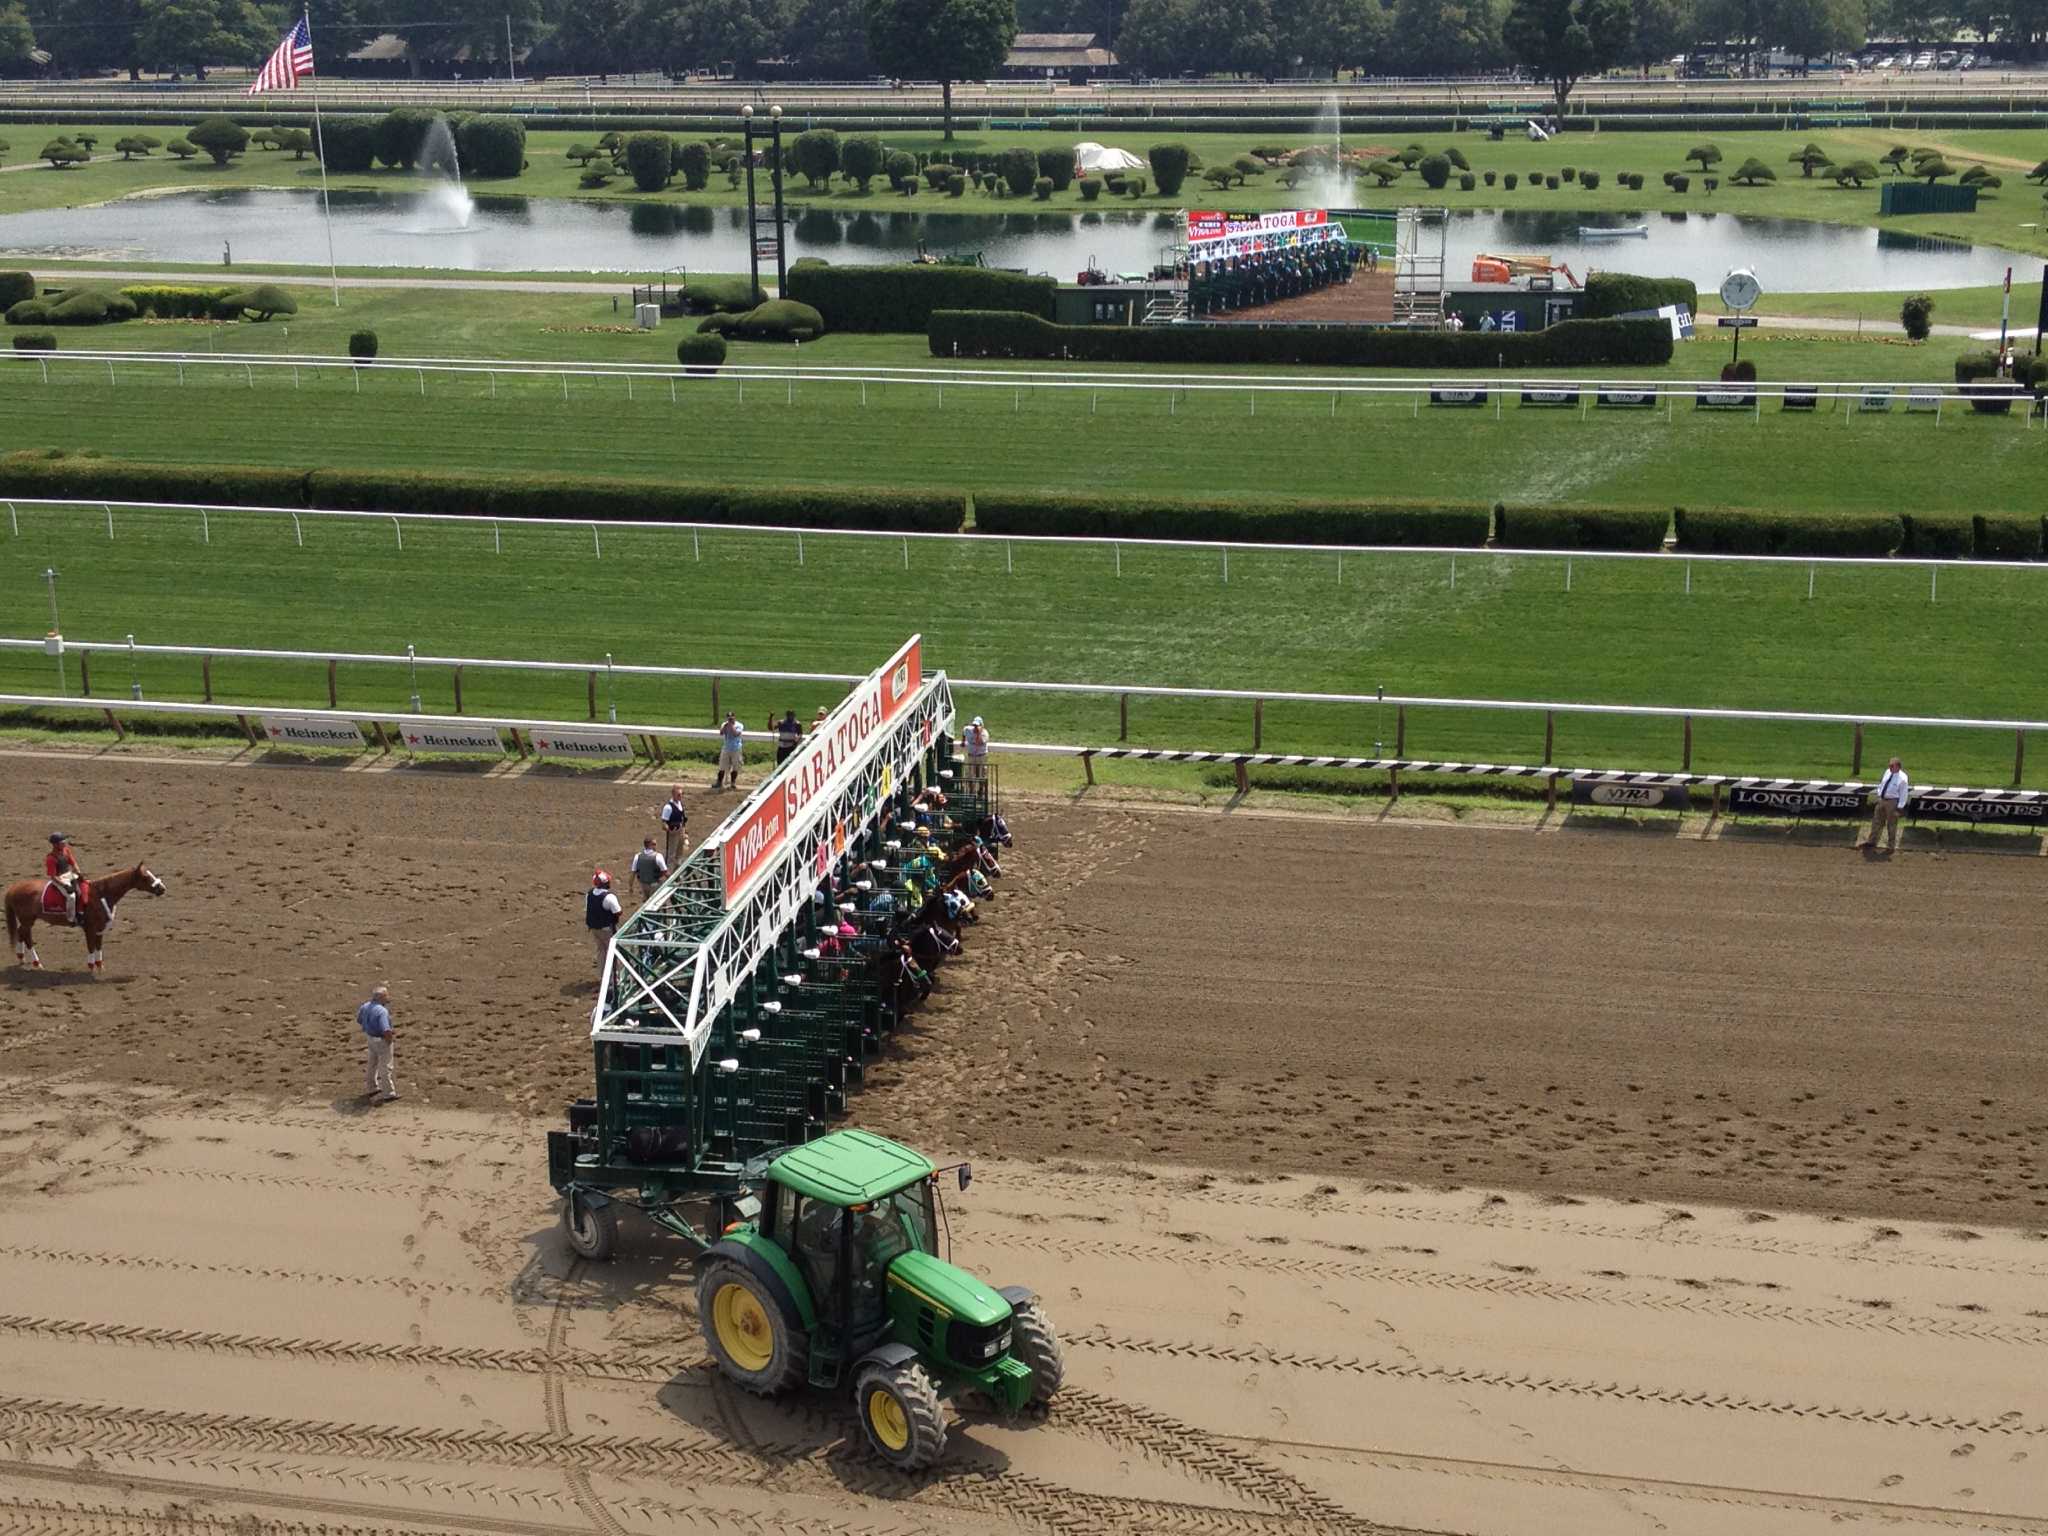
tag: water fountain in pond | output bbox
[415,116,475,231]
[1302,95,1355,209]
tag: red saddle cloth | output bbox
[39,879,87,920]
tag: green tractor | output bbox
[568,1126,1064,1468]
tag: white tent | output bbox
[1073,142,1147,175]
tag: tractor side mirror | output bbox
[957,1164,972,1192]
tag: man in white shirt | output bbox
[586,870,623,976]
[658,785,688,864]
[1866,757,1909,855]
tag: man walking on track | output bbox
[1866,757,1910,855]
[586,870,622,976]
[659,785,689,865]
[716,712,746,791]
[358,984,397,1104]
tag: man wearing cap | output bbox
[963,716,990,787]
[774,708,803,766]
[658,784,689,865]
[357,984,398,1104]
[586,870,623,976]
[44,833,82,924]
[716,712,746,791]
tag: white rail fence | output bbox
[2,636,2042,785]
[4,350,2044,424]
[6,496,2048,597]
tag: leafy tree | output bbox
[274,128,312,159]
[864,0,1017,141]
[114,136,156,159]
[1828,160,1878,187]
[677,140,713,190]
[1232,155,1265,180]
[1788,142,1830,177]
[792,128,841,188]
[1731,156,1774,184]
[187,115,249,166]
[885,149,916,190]
[136,0,272,78]
[1880,145,1911,174]
[841,134,883,190]
[546,0,639,71]
[1504,0,1628,117]
[1201,164,1234,188]
[1915,156,1955,184]
[623,131,673,191]
[1772,0,1862,67]
[39,139,88,169]
[0,3,36,67]
[1900,293,1933,340]
[1622,0,1693,72]
[1684,143,1721,171]
[785,0,874,75]
[165,138,196,159]
[1147,143,1190,196]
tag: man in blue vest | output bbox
[586,869,622,978]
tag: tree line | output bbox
[7,0,2039,84]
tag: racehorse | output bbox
[5,863,167,973]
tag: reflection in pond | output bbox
[0,188,2030,292]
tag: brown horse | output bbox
[5,863,166,974]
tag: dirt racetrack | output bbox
[4,749,2045,1228]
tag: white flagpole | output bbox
[303,6,341,307]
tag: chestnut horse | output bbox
[5,863,166,973]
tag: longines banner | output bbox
[1910,793,2048,825]
[1728,786,1868,818]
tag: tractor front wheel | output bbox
[856,1358,948,1470]
[697,1259,808,1396]
[561,1193,617,1261]
[1010,1296,1065,1404]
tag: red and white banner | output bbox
[1186,208,1336,261]
[721,636,926,906]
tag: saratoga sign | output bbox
[1185,208,1338,260]
[721,636,924,906]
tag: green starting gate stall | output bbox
[548,635,989,1249]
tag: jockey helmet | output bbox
[593,869,611,887]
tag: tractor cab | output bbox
[694,1128,1062,1468]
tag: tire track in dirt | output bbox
[0,1245,505,1301]
[963,1232,2048,1346]
[542,1258,632,1536]
[1068,1326,2046,1438]
[0,1312,696,1383]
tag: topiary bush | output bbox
[1545,174,1560,189]
[923,161,958,188]
[166,138,196,159]
[1562,165,1575,181]
[316,117,376,173]
[1731,157,1775,186]
[789,263,1055,332]
[1503,172,1518,190]
[1670,174,1689,192]
[720,299,826,342]
[884,149,915,191]
[39,138,88,169]
[1418,153,1451,189]
[1077,176,1102,201]
[1037,147,1073,192]
[348,329,378,359]
[1497,505,1670,550]
[947,173,967,196]
[974,490,1490,547]
[119,283,236,318]
[1674,508,1902,556]
[1582,272,1699,317]
[1458,173,1476,191]
[187,116,249,167]
[457,115,525,179]
[1900,293,1934,340]
[12,332,54,351]
[1365,159,1401,186]
[1147,142,1190,197]
[1444,146,1469,171]
[1580,170,1601,190]
[372,107,437,170]
[997,146,1037,196]
[5,299,47,325]
[676,331,727,373]
[1033,175,1053,200]
[1483,169,1497,185]
[623,131,672,191]
[841,134,884,191]
[227,284,297,321]
[1904,513,1976,557]
[0,271,33,309]
[1124,176,1147,197]
[114,135,156,160]
[672,139,710,190]
[1685,143,1722,171]
[792,128,841,188]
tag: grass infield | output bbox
[4,502,2047,789]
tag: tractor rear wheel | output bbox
[697,1260,807,1396]
[561,1193,617,1261]
[855,1358,947,1470]
[1009,1296,1065,1404]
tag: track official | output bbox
[586,870,622,976]
[357,985,397,1104]
[1867,757,1910,855]
[659,785,689,864]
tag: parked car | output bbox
[1937,49,1959,67]
[1959,52,1978,69]
[1912,51,1935,69]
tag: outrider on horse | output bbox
[6,855,167,973]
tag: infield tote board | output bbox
[719,635,924,907]
[262,715,365,749]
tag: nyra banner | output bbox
[721,635,925,906]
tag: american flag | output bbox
[248,16,314,94]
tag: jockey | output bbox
[45,832,82,922]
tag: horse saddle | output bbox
[39,879,87,920]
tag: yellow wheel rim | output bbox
[712,1284,773,1374]
[867,1387,911,1452]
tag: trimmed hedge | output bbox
[0,453,965,532]
[349,329,378,359]
[1496,504,1669,550]
[316,116,376,173]
[1674,507,1903,556]
[1582,272,1699,318]
[0,271,34,309]
[11,332,54,351]
[698,299,825,342]
[1980,515,2044,560]
[676,331,727,371]
[785,262,1056,333]
[972,491,1490,546]
[120,283,236,318]
[1905,513,1977,558]
[930,311,1674,369]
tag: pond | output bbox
[0,187,2033,293]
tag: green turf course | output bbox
[4,502,2047,789]
[0,323,2038,514]
[2,124,2044,257]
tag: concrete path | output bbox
[17,265,632,294]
